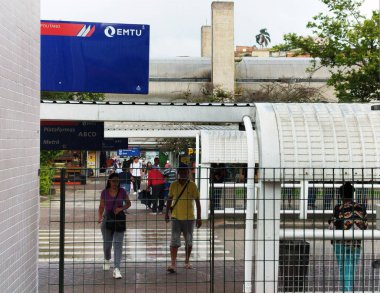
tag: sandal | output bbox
[167,265,176,273]
[184,263,193,269]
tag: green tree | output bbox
[275,0,380,102]
[159,138,195,154]
[255,28,271,48]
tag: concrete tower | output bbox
[201,25,212,58]
[211,1,235,94]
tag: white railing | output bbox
[210,182,380,216]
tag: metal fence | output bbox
[38,167,380,292]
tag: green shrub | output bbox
[40,166,54,195]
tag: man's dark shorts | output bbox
[170,218,194,247]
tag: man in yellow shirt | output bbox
[165,163,202,273]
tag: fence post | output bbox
[59,168,66,293]
[299,180,308,220]
[209,167,215,293]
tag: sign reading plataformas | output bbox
[41,121,128,151]
[41,20,150,94]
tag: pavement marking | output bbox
[39,228,234,263]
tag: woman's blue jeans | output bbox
[101,220,125,269]
[334,243,361,292]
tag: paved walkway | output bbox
[39,178,245,292]
[38,177,379,292]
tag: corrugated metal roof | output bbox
[40,100,254,107]
[267,103,380,179]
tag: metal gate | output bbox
[38,167,380,292]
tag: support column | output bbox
[201,25,212,58]
[211,1,235,93]
[200,163,210,219]
[255,180,281,293]
[254,104,282,293]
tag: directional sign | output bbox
[41,121,129,150]
[41,20,150,94]
[102,138,129,151]
[41,121,104,150]
[118,147,141,158]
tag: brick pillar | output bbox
[0,1,40,292]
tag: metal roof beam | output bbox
[40,101,255,123]
[105,130,199,138]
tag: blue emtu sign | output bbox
[41,20,149,94]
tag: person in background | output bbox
[145,161,152,176]
[98,173,131,279]
[153,157,161,170]
[165,160,171,169]
[119,167,133,213]
[163,166,177,185]
[329,182,367,292]
[115,163,122,174]
[106,157,113,168]
[122,159,129,169]
[130,156,142,194]
[147,165,165,213]
[165,163,202,273]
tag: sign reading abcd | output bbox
[41,121,128,151]
[41,20,149,94]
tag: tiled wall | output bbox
[0,1,40,292]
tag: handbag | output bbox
[105,189,126,232]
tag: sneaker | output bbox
[113,268,122,279]
[138,189,141,193]
[103,259,111,271]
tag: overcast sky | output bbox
[41,0,378,58]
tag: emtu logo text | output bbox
[104,26,142,38]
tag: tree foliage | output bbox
[41,91,105,101]
[181,81,327,103]
[255,28,271,48]
[274,0,380,102]
[158,138,196,154]
[234,82,327,103]
[40,150,64,195]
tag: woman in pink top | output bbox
[98,173,131,279]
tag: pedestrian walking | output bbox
[147,166,165,213]
[119,167,133,196]
[130,156,142,194]
[165,163,202,273]
[98,173,131,279]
